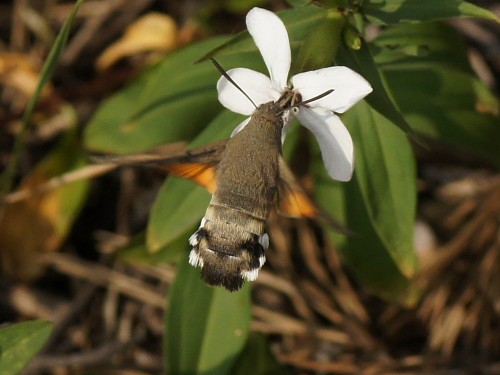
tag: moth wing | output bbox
[277,157,351,234]
[276,156,317,218]
[91,139,227,193]
[160,162,217,193]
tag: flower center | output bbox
[276,87,302,111]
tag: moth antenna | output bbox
[210,58,258,109]
[298,89,334,106]
[278,89,335,116]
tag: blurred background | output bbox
[0,0,499,374]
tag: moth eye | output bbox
[291,107,299,115]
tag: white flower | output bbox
[216,7,373,181]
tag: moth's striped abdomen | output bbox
[188,102,283,291]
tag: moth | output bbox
[96,61,339,292]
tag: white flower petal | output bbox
[230,117,251,137]
[246,7,291,90]
[217,68,278,115]
[291,67,372,113]
[296,107,354,181]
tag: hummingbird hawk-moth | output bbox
[96,62,339,292]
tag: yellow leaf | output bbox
[0,52,53,99]
[96,12,178,71]
[0,137,89,281]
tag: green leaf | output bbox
[224,0,268,13]
[147,110,244,252]
[0,0,85,194]
[409,109,499,166]
[0,320,53,375]
[374,23,500,165]
[147,178,210,252]
[165,259,251,375]
[314,101,419,303]
[337,40,414,136]
[114,232,185,264]
[285,0,312,7]
[294,10,345,72]
[371,22,472,72]
[385,67,499,164]
[231,333,290,375]
[364,0,499,25]
[84,37,230,154]
[198,7,326,66]
[345,101,418,278]
[315,173,417,304]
